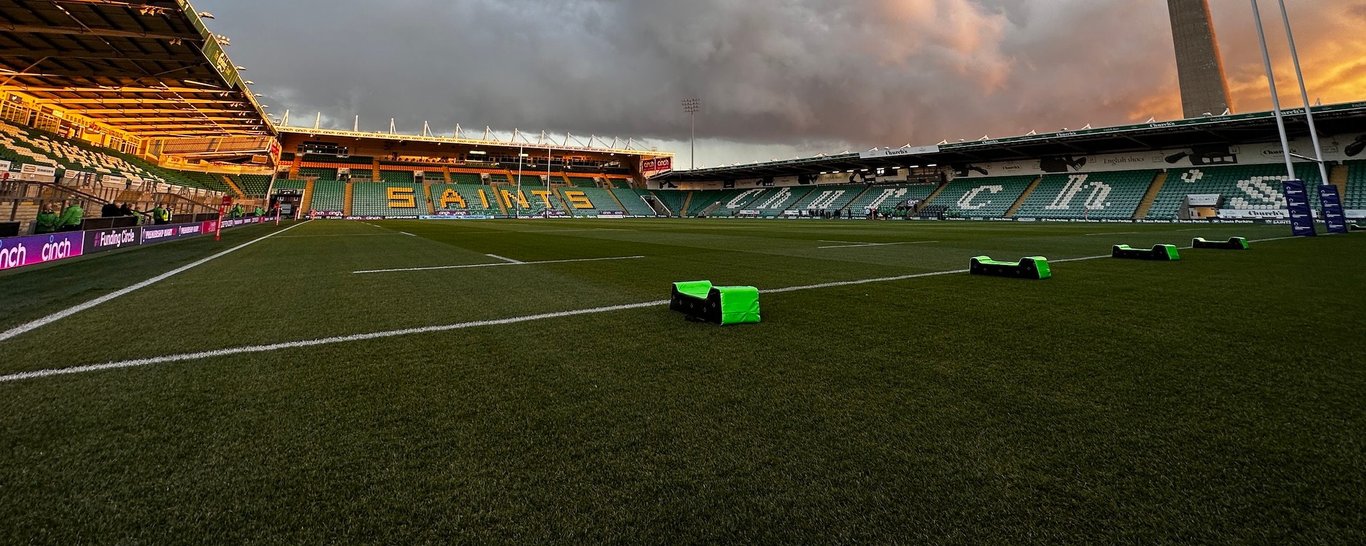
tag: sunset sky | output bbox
[196,0,1366,167]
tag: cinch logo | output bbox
[41,237,73,261]
[0,241,28,270]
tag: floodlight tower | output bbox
[682,98,700,170]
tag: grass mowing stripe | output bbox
[0,235,1304,383]
[0,220,312,343]
[352,255,645,274]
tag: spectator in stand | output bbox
[152,204,167,225]
[118,203,133,217]
[35,206,59,234]
[101,202,119,217]
[58,202,84,232]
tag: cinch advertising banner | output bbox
[1281,180,1317,237]
[0,232,85,271]
[1317,184,1348,234]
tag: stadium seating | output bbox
[1344,161,1365,209]
[309,180,346,213]
[789,185,870,213]
[1012,171,1156,220]
[450,172,484,185]
[568,176,598,188]
[651,190,689,217]
[1146,163,1325,220]
[687,190,748,216]
[845,184,940,215]
[558,187,625,216]
[612,188,658,216]
[299,167,339,180]
[0,118,229,193]
[923,177,1033,218]
[379,170,414,184]
[431,184,499,214]
[232,174,274,197]
[351,182,426,217]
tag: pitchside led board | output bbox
[1281,180,1316,237]
[1317,185,1349,234]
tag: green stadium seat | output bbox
[924,177,1034,218]
[1012,171,1156,220]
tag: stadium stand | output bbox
[924,177,1034,218]
[299,167,339,180]
[789,185,870,214]
[652,190,689,217]
[749,186,814,217]
[379,170,414,184]
[558,187,626,216]
[612,188,659,216]
[1347,161,1366,209]
[309,180,346,213]
[846,184,940,215]
[351,182,426,217]
[451,172,485,185]
[1146,163,1325,220]
[568,176,598,188]
[232,174,274,197]
[0,118,229,193]
[431,184,500,214]
[1012,171,1157,220]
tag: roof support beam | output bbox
[0,23,201,42]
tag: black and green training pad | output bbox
[1112,244,1181,261]
[670,280,762,325]
[1192,237,1250,250]
[969,256,1052,280]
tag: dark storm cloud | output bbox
[195,0,1364,155]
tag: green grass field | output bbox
[1,218,1363,543]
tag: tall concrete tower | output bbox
[1167,0,1233,118]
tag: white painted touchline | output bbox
[353,255,644,274]
[817,241,940,249]
[484,253,524,264]
[0,220,313,343]
[0,300,670,383]
[399,231,417,237]
[0,235,1302,383]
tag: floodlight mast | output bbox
[683,98,700,170]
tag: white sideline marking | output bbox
[1084,232,1142,236]
[0,220,312,344]
[484,253,523,264]
[0,235,1302,383]
[399,232,417,237]
[0,300,670,383]
[817,241,939,249]
[353,255,644,274]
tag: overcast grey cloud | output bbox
[195,0,1366,167]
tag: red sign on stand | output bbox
[217,196,233,241]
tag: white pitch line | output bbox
[484,253,523,264]
[817,241,939,249]
[0,300,670,383]
[399,231,417,237]
[353,255,644,274]
[0,220,312,343]
[1084,231,1142,236]
[0,235,1303,383]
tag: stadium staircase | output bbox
[914,182,949,213]
[679,192,693,218]
[1329,163,1349,199]
[220,175,246,199]
[423,184,436,214]
[1003,176,1042,217]
[302,180,315,212]
[342,182,354,216]
[1133,171,1167,219]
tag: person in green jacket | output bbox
[58,202,84,232]
[35,206,59,234]
[151,204,167,225]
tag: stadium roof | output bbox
[657,101,1366,181]
[277,125,671,159]
[0,0,270,138]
